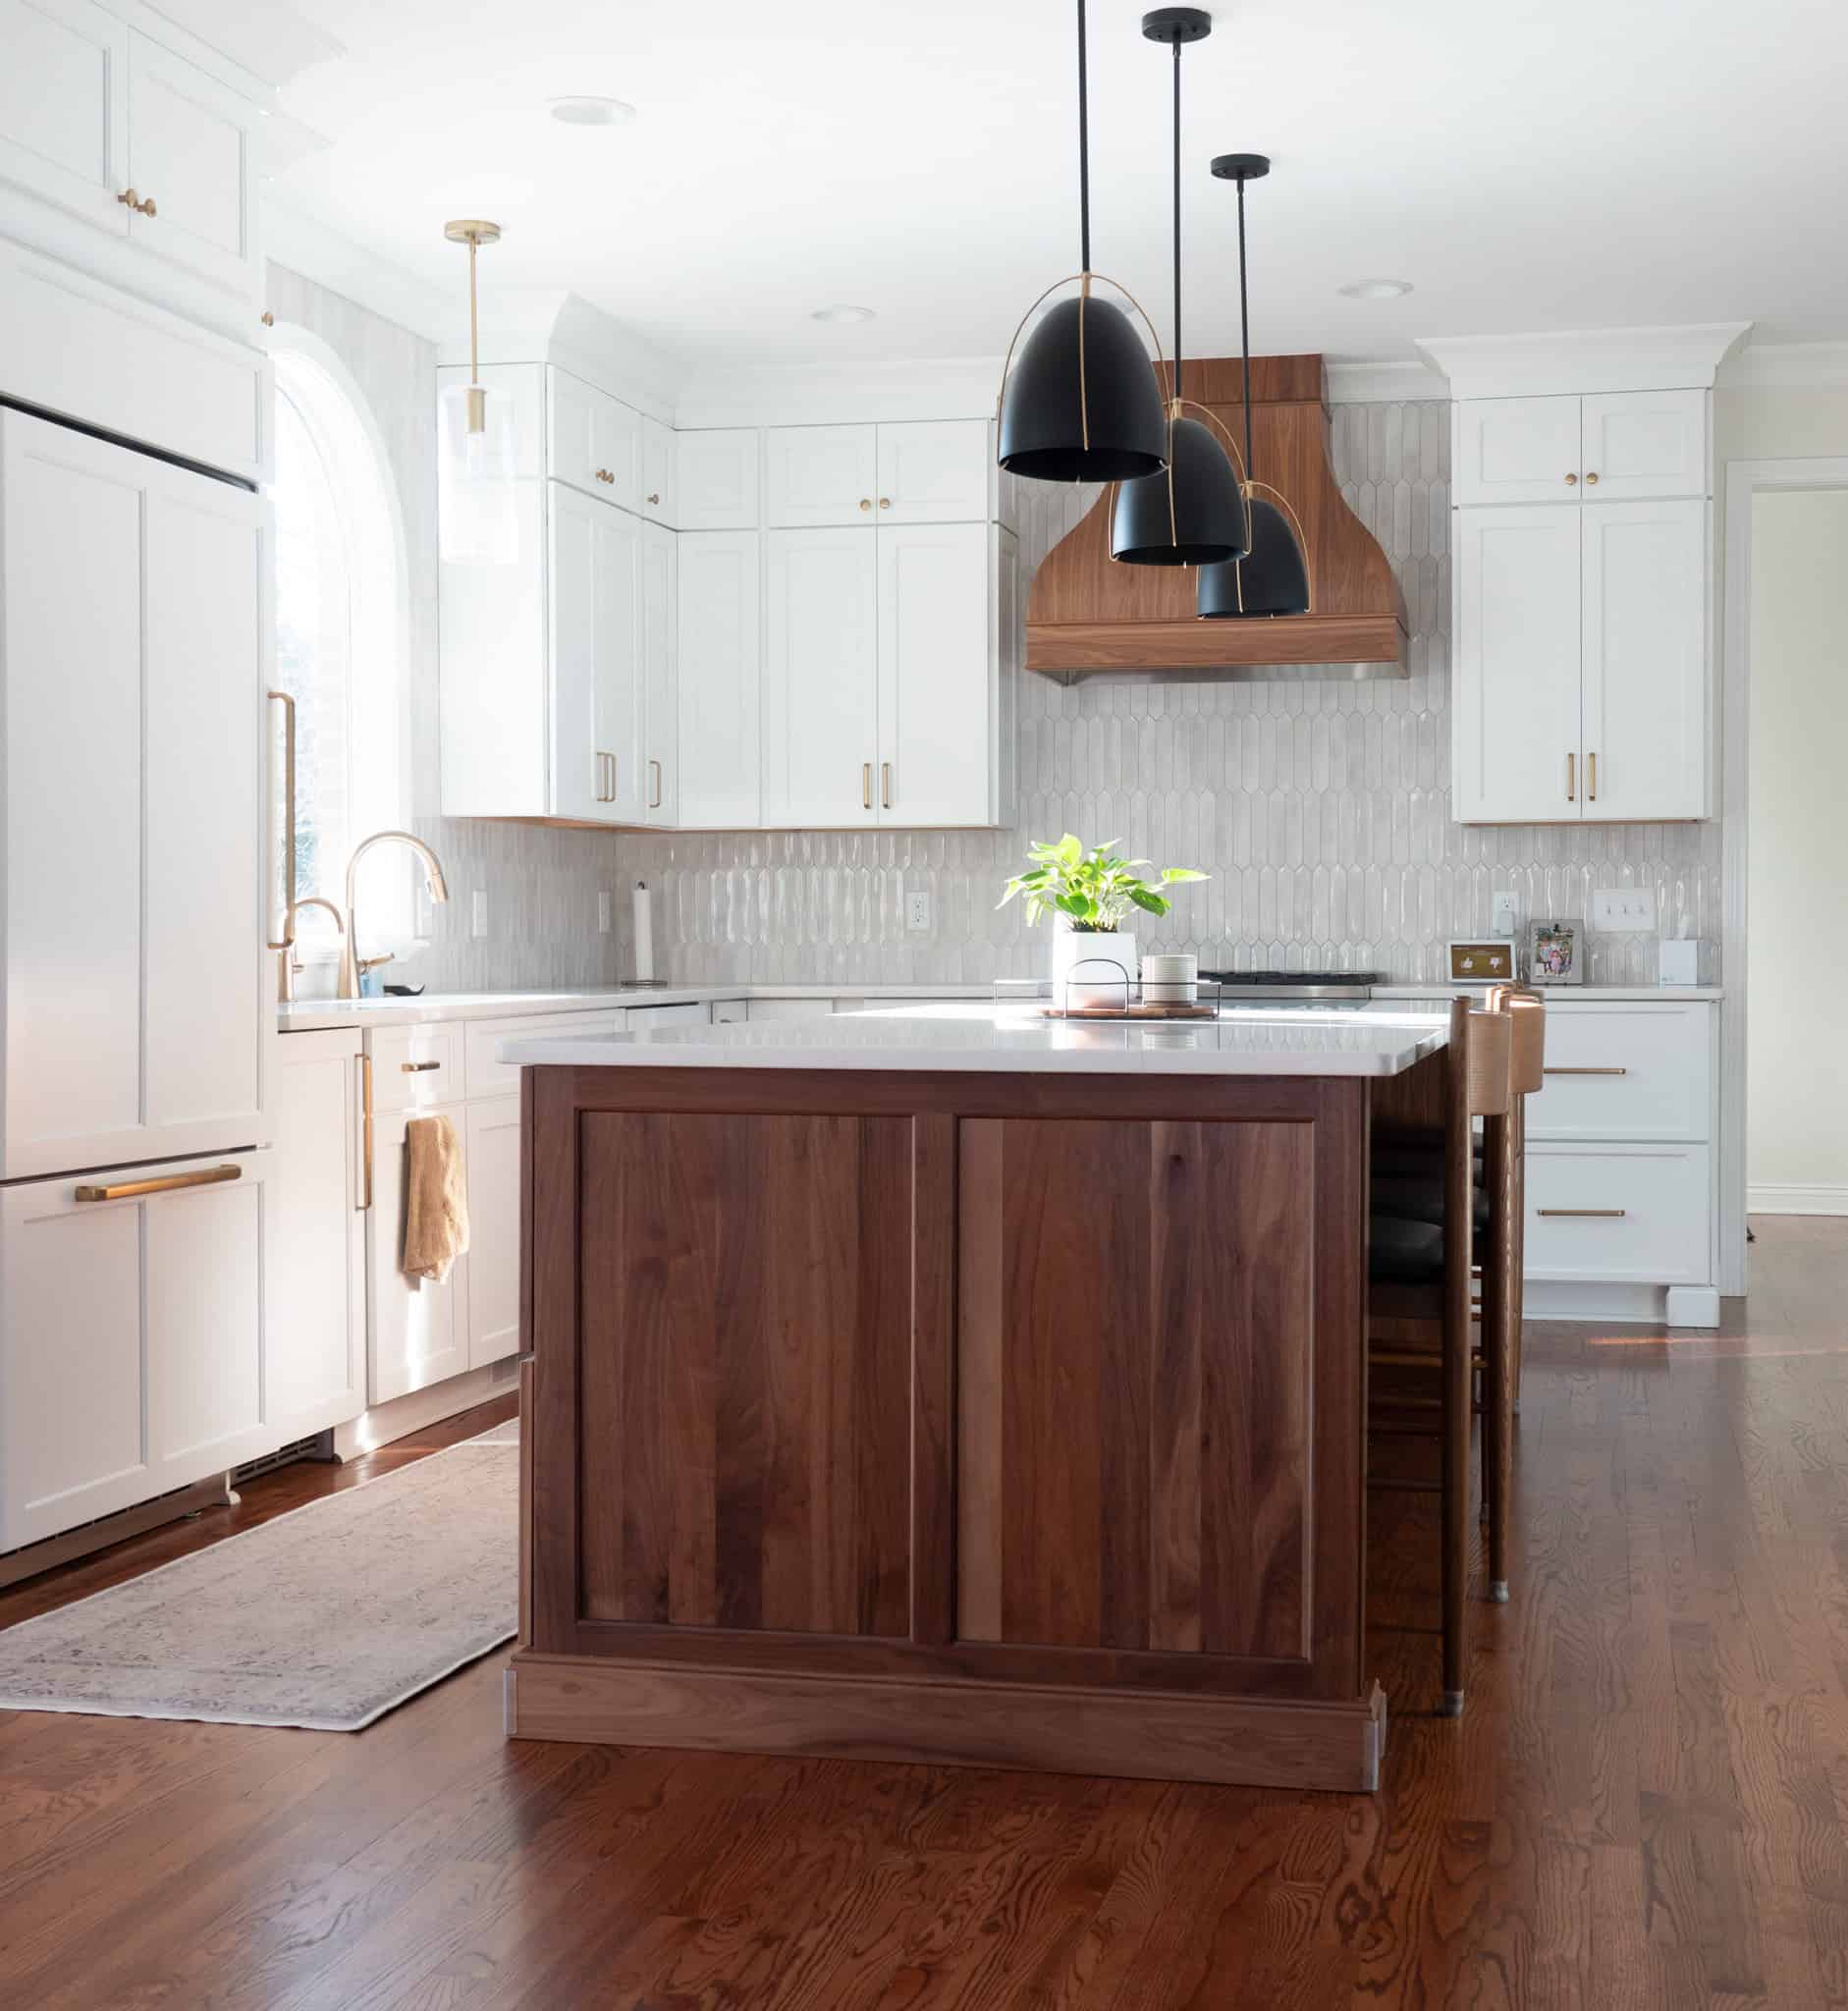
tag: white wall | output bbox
[1746,486,1848,1213]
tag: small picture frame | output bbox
[1445,939,1516,984]
[1527,917,1584,987]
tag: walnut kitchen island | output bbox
[500,1003,1448,1793]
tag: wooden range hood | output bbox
[1026,354,1407,677]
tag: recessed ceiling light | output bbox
[548,95,636,127]
[1339,278,1413,300]
[810,304,876,324]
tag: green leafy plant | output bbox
[997,835,1208,933]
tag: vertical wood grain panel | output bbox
[956,1121,1005,1642]
[908,1114,956,1645]
[853,1117,914,1638]
[1312,1080,1368,1694]
[713,1117,767,1629]
[1148,1128,1204,1654]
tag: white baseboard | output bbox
[331,1359,519,1461]
[1521,1279,1721,1329]
[1748,1182,1848,1217]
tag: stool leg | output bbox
[1440,1008,1474,1717]
[1483,1111,1512,1603]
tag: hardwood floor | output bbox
[2,1219,1846,2008]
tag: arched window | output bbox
[269,327,413,964]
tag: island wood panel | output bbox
[574,1109,915,1638]
[958,1115,1313,1662]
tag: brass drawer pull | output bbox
[77,1164,240,1203]
[1544,1065,1629,1076]
[1539,1208,1627,1219]
[401,1060,442,1073]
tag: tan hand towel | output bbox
[403,1113,470,1283]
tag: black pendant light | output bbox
[1111,10,1249,568]
[996,0,1169,483]
[1197,154,1313,619]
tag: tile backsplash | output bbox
[614,400,1721,988]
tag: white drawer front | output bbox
[369,1023,463,1112]
[1525,1144,1711,1285]
[1526,1004,1712,1142]
[465,1010,621,1100]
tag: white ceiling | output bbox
[270,0,1848,370]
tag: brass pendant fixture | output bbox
[438,219,518,566]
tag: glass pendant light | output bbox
[1111,9,1249,568]
[438,219,518,566]
[1196,156,1313,619]
[996,0,1169,483]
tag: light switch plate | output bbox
[906,892,932,932]
[1591,888,1657,932]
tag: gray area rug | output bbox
[0,1422,519,1731]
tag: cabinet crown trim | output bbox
[1416,322,1753,401]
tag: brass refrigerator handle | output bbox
[358,1054,374,1212]
[76,1164,241,1203]
[267,689,296,949]
[1539,1208,1626,1219]
[1544,1065,1629,1076]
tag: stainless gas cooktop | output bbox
[1199,969,1383,1004]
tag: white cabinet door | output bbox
[368,1103,468,1404]
[548,365,639,510]
[640,414,673,522]
[0,1149,274,1550]
[876,419,990,523]
[1580,497,1707,821]
[124,31,258,298]
[1453,396,1584,507]
[463,1096,520,1372]
[548,481,642,824]
[0,0,129,234]
[641,519,678,824]
[269,1034,365,1441]
[765,424,878,528]
[677,529,761,825]
[763,528,879,826]
[2,412,269,1181]
[1526,1003,1713,1144]
[876,521,992,826]
[1451,504,1583,824]
[1524,1143,1712,1285]
[676,429,759,530]
[1580,390,1706,502]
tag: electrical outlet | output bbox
[1591,888,1657,932]
[905,891,932,932]
[597,890,612,935]
[1491,892,1519,938]
[470,890,489,939]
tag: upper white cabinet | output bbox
[0,0,129,236]
[1,409,269,1180]
[548,479,642,824]
[877,420,991,523]
[766,424,878,527]
[640,414,673,522]
[677,529,762,826]
[764,528,880,824]
[765,419,992,528]
[123,31,258,297]
[549,365,640,511]
[1453,390,1706,507]
[676,427,760,530]
[640,520,679,823]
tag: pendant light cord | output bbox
[1171,38,1182,407]
[1076,0,1092,273]
[1236,173,1254,485]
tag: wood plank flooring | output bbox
[2,1218,1846,2008]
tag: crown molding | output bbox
[264,195,450,343]
[1415,322,1754,400]
[136,0,343,90]
[674,356,1002,429]
[1717,342,1848,390]
[1325,356,1449,405]
[445,292,681,422]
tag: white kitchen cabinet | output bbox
[269,1031,365,1441]
[675,428,760,530]
[711,998,749,1023]
[464,1009,620,1100]
[1526,1002,1712,1144]
[1452,397,1583,507]
[1452,505,1583,824]
[876,419,990,523]
[1524,1143,1712,1286]
[463,1096,520,1371]
[1579,497,1706,821]
[677,528,762,825]
[640,414,673,522]
[548,365,640,511]
[1,409,269,1181]
[765,423,878,528]
[123,30,258,298]
[877,520,995,826]
[369,1020,465,1111]
[1578,391,1706,502]
[0,0,130,236]
[549,480,642,824]
[641,520,679,824]
[368,1100,469,1405]
[763,527,881,825]
[0,1147,275,1549]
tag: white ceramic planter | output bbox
[1052,929,1137,1009]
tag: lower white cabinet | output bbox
[463,1097,521,1372]
[0,1146,276,1550]
[1524,1143,1713,1286]
[367,1099,470,1404]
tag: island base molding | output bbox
[506,1655,1387,1793]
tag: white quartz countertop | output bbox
[494,1002,1451,1078]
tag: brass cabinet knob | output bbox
[878,497,891,510]
[116,188,155,216]
[1585,471,1600,485]
[1564,472,1578,486]
[646,492,660,505]
[260,310,274,327]
[140,194,156,217]
[858,498,872,512]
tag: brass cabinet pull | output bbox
[595,468,616,484]
[266,689,297,950]
[116,188,155,217]
[861,762,873,810]
[1539,1208,1626,1219]
[1585,471,1600,486]
[858,498,872,513]
[401,1060,442,1073]
[881,761,893,809]
[1588,750,1597,800]
[879,497,892,510]
[594,751,618,803]
[1566,751,1575,801]
[646,491,661,505]
[648,757,663,809]
[359,1054,374,1212]
[1564,472,1578,486]
[1544,1065,1629,1076]
[77,1164,241,1203]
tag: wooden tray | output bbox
[1035,1002,1218,1021]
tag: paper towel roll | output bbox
[631,881,654,982]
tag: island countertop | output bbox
[496,1001,1449,1078]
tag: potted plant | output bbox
[998,836,1208,1007]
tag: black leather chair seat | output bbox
[1372,1171,1492,1234]
[1369,1213,1445,1285]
